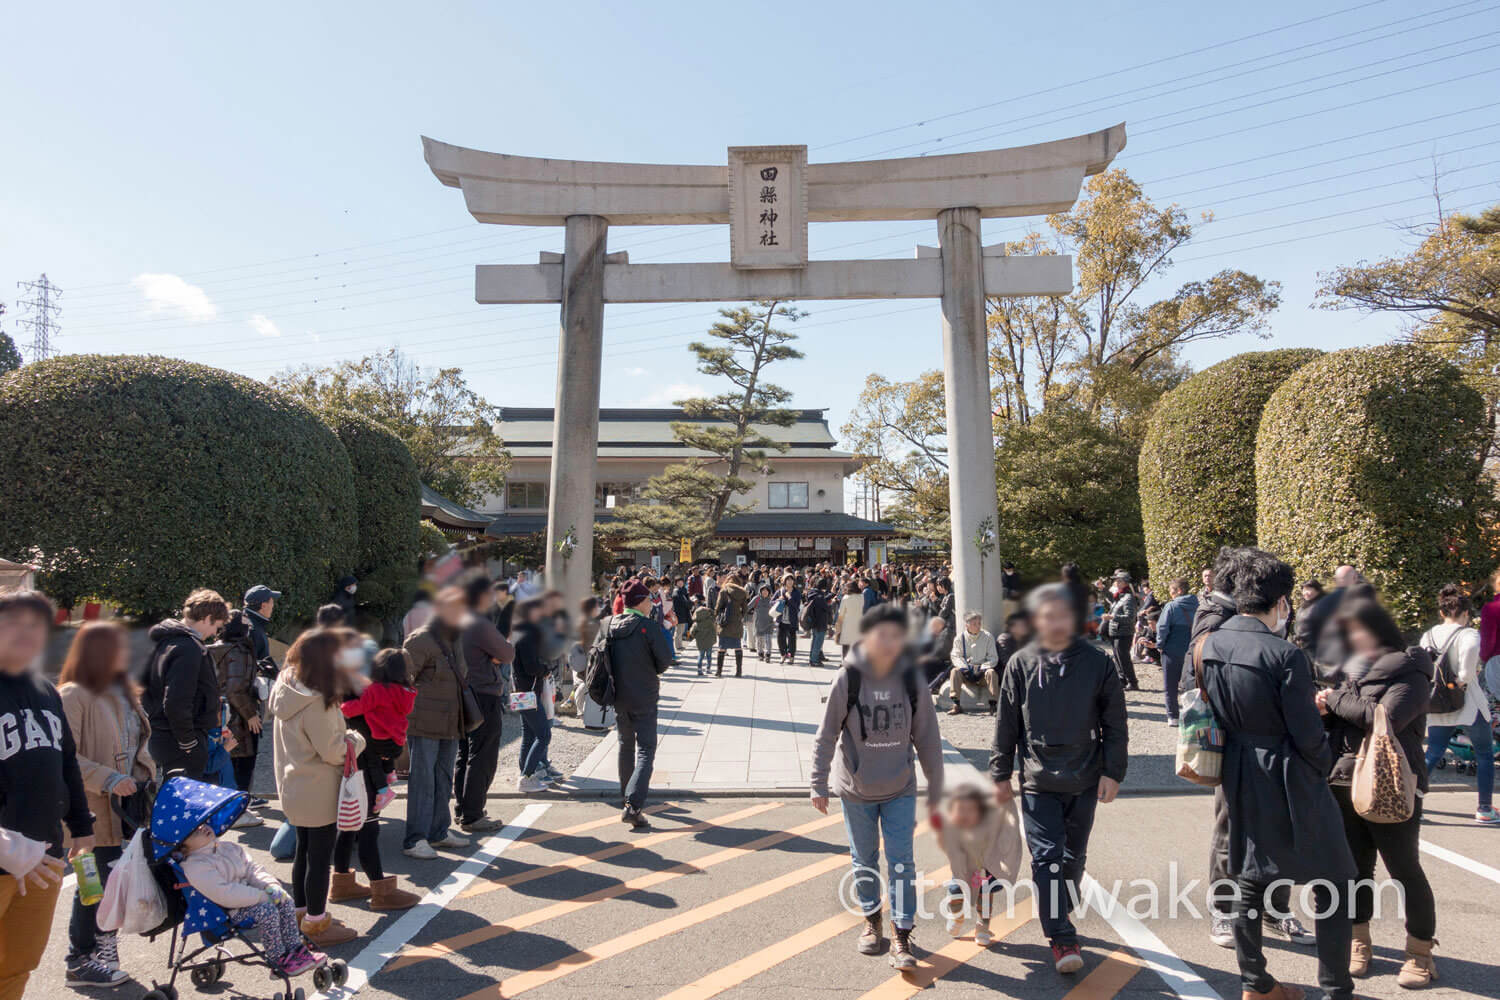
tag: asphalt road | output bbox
[29,788,1500,1000]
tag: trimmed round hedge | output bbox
[0,355,356,621]
[1256,344,1489,628]
[327,409,422,619]
[1139,349,1322,587]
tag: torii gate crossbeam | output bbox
[424,125,1126,625]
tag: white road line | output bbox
[321,802,550,999]
[1420,838,1500,885]
[1081,874,1228,1000]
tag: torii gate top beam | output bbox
[421,123,1125,227]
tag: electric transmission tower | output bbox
[15,273,62,362]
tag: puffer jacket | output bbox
[1323,647,1433,792]
[140,620,219,747]
[990,639,1128,795]
[209,611,261,758]
[269,673,365,828]
[403,621,468,741]
[1106,591,1139,640]
[179,837,279,910]
[714,583,750,640]
[691,606,717,651]
[58,682,153,848]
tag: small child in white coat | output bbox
[179,823,325,975]
[935,781,1023,945]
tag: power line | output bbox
[14,274,62,362]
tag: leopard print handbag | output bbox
[1351,702,1416,823]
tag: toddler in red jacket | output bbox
[341,649,416,810]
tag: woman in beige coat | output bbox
[57,622,154,986]
[270,627,365,948]
[835,582,866,655]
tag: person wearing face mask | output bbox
[331,576,359,622]
[268,627,366,947]
[400,587,472,860]
[1198,548,1354,1000]
[1316,596,1439,989]
[142,590,230,780]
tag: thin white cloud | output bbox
[623,366,648,377]
[131,273,217,321]
[636,382,709,406]
[247,313,281,338]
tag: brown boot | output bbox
[369,876,422,912]
[329,871,371,903]
[1397,936,1438,989]
[857,913,884,955]
[1241,985,1305,1000]
[1349,922,1372,978]
[300,912,358,947]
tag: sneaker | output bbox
[974,921,994,947]
[1209,913,1235,949]
[278,945,326,976]
[248,795,269,809]
[374,786,397,812]
[944,914,969,938]
[461,816,505,834]
[1051,942,1084,974]
[92,931,121,972]
[518,774,548,793]
[542,762,565,780]
[65,956,128,987]
[232,810,265,828]
[1476,806,1500,825]
[402,839,438,860]
[889,927,917,971]
[1266,915,1315,947]
[430,831,470,849]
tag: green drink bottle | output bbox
[73,852,104,906]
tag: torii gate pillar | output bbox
[544,215,609,607]
[938,207,1002,628]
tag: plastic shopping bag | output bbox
[1175,687,1223,787]
[542,677,557,721]
[336,736,368,832]
[97,830,166,935]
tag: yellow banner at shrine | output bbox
[679,538,692,562]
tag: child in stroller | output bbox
[141,776,348,1000]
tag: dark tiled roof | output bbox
[420,484,492,530]
[484,510,895,539]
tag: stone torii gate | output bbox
[423,124,1125,626]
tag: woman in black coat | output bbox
[1316,596,1437,988]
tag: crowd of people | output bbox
[1,541,1496,997]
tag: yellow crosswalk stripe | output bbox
[656,866,954,1000]
[385,812,846,973]
[458,801,782,899]
[854,896,1035,1000]
[1061,949,1143,1000]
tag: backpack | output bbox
[842,663,921,742]
[584,623,616,708]
[1422,627,1468,716]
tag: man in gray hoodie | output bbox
[811,604,944,971]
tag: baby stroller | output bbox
[1432,714,1500,777]
[140,777,348,1000]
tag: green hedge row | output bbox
[1139,349,1322,586]
[1256,344,1490,628]
[327,409,423,620]
[0,355,422,623]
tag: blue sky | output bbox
[4,0,1498,447]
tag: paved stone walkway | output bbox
[564,644,980,794]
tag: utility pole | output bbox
[15,274,62,362]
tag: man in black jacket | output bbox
[991,583,1126,976]
[608,580,676,828]
[142,589,229,779]
[803,577,833,666]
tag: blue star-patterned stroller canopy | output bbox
[149,776,249,861]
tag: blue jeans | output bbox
[616,706,658,811]
[696,649,712,672]
[1426,718,1494,810]
[404,736,457,848]
[840,795,918,929]
[518,706,550,778]
[1160,651,1184,721]
[810,628,827,665]
[1020,785,1100,945]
